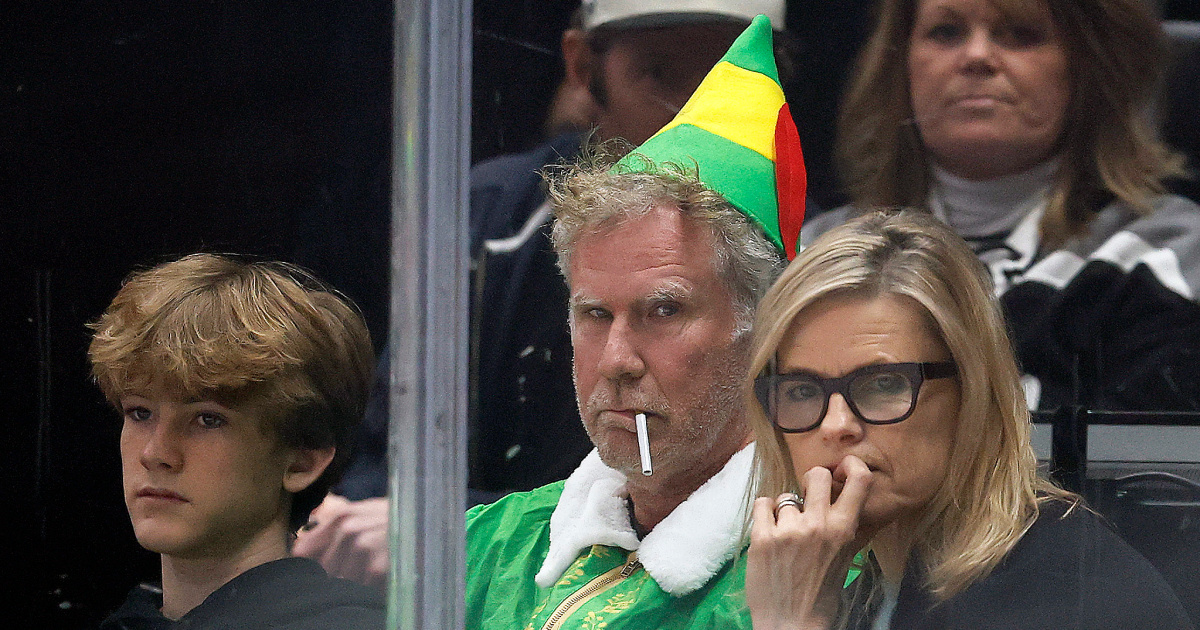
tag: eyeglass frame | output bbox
[754,361,958,433]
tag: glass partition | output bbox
[387,0,472,628]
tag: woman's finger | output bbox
[750,496,777,534]
[830,455,874,525]
[800,465,834,518]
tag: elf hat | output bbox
[582,0,785,30]
[613,14,806,260]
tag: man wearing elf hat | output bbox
[466,15,806,628]
[467,0,790,499]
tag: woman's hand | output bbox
[746,455,875,630]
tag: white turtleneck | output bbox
[929,159,1058,240]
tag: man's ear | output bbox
[561,29,594,91]
[283,446,336,494]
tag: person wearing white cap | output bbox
[558,0,788,146]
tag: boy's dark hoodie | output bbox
[99,557,383,630]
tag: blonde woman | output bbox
[744,211,1191,629]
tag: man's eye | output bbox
[583,307,610,320]
[650,303,679,318]
[645,60,670,84]
[196,413,227,429]
[124,407,152,422]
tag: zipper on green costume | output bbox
[540,552,643,630]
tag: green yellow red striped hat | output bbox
[613,14,806,259]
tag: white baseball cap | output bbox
[581,0,786,30]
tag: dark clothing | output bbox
[994,196,1200,412]
[849,501,1194,630]
[336,133,593,500]
[98,557,384,630]
[338,344,390,501]
[468,132,593,494]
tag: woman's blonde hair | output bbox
[89,253,375,531]
[748,210,1073,599]
[837,0,1185,247]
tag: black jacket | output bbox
[98,557,384,630]
[849,501,1194,630]
[335,133,594,502]
[466,132,594,495]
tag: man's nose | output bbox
[596,317,647,381]
[818,393,865,444]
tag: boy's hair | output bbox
[88,253,375,531]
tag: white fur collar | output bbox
[534,443,755,596]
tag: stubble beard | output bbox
[577,342,750,482]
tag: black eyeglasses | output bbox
[754,362,957,433]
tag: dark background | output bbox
[3,2,394,625]
[3,0,1199,626]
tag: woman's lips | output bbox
[949,93,1012,108]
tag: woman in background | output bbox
[806,0,1200,411]
[745,211,1191,629]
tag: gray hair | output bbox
[546,149,783,335]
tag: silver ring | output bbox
[773,494,804,519]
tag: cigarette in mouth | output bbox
[636,412,653,476]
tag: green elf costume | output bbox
[465,14,807,630]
